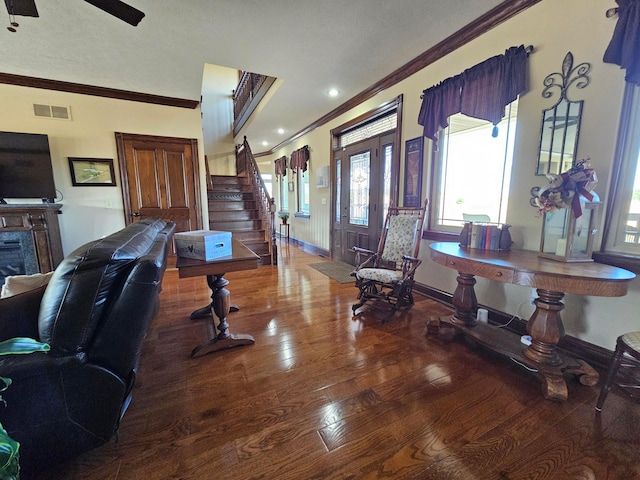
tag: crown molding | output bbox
[0,72,199,109]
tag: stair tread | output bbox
[209,174,274,265]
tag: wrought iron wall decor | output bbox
[536,52,591,176]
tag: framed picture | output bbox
[68,158,116,186]
[403,137,424,207]
[288,181,295,192]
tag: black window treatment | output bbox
[604,0,640,85]
[418,45,528,145]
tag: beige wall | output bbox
[263,0,638,349]
[202,64,237,176]
[0,84,206,255]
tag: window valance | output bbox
[604,0,640,85]
[418,45,529,145]
[274,156,287,177]
[290,145,310,173]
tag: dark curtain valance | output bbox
[418,45,528,144]
[274,156,287,177]
[290,145,310,173]
[604,0,640,85]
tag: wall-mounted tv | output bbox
[0,131,57,203]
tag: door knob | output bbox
[132,212,141,217]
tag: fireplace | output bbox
[0,204,63,287]
[0,231,39,286]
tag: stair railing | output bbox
[236,137,277,266]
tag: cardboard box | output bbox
[174,230,232,261]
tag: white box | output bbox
[174,230,232,261]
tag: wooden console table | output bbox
[429,242,636,401]
[177,238,260,358]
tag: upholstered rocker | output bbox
[351,200,427,315]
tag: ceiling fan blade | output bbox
[4,0,38,17]
[84,0,145,26]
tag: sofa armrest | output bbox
[0,284,45,341]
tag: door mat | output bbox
[309,261,355,283]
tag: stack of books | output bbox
[459,222,511,251]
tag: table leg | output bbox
[191,273,255,358]
[435,283,598,402]
[190,304,239,320]
[450,272,478,327]
[523,289,564,366]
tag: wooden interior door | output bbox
[115,133,202,232]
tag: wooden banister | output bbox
[236,137,277,265]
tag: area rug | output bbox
[309,261,355,283]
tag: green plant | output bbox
[0,338,50,480]
[279,213,289,222]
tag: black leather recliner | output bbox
[0,218,175,475]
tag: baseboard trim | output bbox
[413,282,614,370]
[278,235,330,258]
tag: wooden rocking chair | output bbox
[351,200,428,315]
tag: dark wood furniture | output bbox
[0,204,63,273]
[352,200,428,315]
[429,242,636,401]
[176,238,260,358]
[279,222,289,241]
[595,331,640,411]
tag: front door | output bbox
[115,133,202,232]
[332,132,394,264]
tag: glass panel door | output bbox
[349,151,370,226]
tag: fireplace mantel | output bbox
[0,204,63,281]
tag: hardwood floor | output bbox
[38,241,640,479]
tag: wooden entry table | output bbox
[429,242,635,401]
[177,239,260,358]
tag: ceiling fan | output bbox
[4,0,145,30]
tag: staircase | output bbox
[208,175,273,265]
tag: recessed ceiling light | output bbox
[262,141,268,146]
[328,88,339,97]
[277,128,285,134]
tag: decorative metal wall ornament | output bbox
[535,52,591,176]
[541,51,591,100]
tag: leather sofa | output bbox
[0,218,175,475]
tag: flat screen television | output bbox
[0,131,57,203]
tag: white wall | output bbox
[202,64,238,176]
[263,0,639,349]
[0,84,206,255]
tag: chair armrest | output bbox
[351,246,378,271]
[352,246,375,255]
[0,285,45,341]
[400,255,423,278]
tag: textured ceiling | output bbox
[0,0,508,150]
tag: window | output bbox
[262,173,273,197]
[297,169,309,216]
[279,175,289,212]
[599,84,640,268]
[429,101,518,232]
[382,143,393,220]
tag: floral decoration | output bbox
[531,158,598,218]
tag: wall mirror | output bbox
[536,52,591,176]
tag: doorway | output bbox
[332,133,395,264]
[115,133,202,233]
[330,96,402,264]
